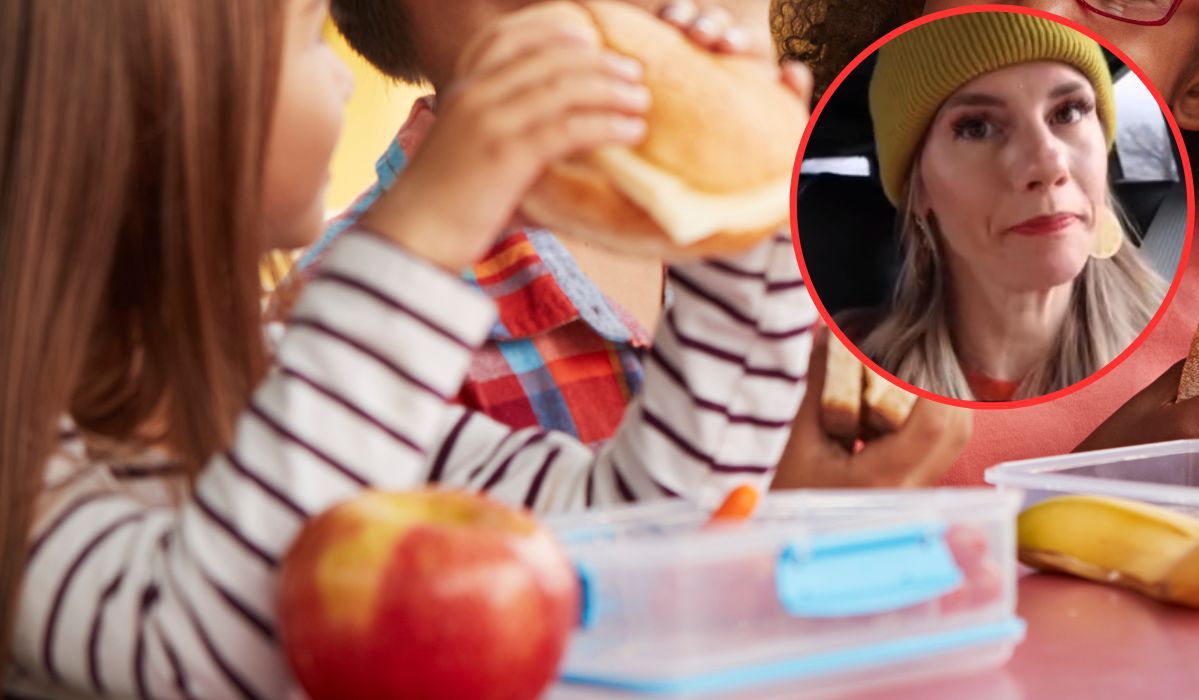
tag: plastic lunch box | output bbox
[545,489,1026,697]
[986,439,1199,514]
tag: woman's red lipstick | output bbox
[1008,213,1079,236]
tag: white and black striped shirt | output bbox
[9,228,815,699]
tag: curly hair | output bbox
[771,0,923,100]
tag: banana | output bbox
[1018,494,1199,607]
[1159,544,1199,607]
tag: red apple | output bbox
[278,489,580,700]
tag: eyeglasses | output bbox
[1077,0,1183,26]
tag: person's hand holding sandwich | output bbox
[773,326,973,489]
[1076,321,1199,453]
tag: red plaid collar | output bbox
[400,96,651,346]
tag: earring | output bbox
[1092,208,1123,259]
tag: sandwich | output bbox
[863,366,917,435]
[822,334,916,444]
[1178,322,1199,402]
[457,0,808,258]
[822,333,863,443]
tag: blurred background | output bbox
[324,22,425,215]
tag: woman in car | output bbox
[846,11,1167,401]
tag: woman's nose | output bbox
[1013,124,1070,193]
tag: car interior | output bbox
[797,52,1189,318]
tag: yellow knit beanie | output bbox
[869,10,1116,205]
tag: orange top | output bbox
[943,246,1199,485]
[965,369,1020,402]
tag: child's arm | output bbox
[13,26,652,696]
[13,229,805,700]
[16,232,495,699]
[427,231,813,510]
[10,24,802,700]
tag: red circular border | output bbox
[788,3,1196,411]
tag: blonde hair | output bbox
[859,164,1167,400]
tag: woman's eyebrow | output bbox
[943,92,1005,110]
[942,80,1090,111]
[1048,80,1088,99]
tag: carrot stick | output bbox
[708,484,759,524]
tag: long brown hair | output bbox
[0,0,284,668]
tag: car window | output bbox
[801,156,872,177]
[1114,71,1179,183]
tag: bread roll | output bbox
[458,0,808,258]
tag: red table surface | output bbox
[550,572,1199,700]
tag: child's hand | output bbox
[780,60,814,112]
[772,327,973,489]
[360,19,650,272]
[658,1,750,55]
[1075,359,1199,452]
[657,1,814,106]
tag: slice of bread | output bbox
[822,335,863,442]
[1178,322,1199,402]
[863,367,918,434]
[821,335,916,443]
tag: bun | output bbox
[458,1,807,258]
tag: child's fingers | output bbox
[487,74,652,138]
[686,6,733,50]
[862,398,971,487]
[711,27,750,55]
[658,0,699,27]
[505,75,657,127]
[781,61,814,109]
[464,19,597,76]
[524,112,649,162]
[904,400,971,486]
[464,45,643,113]
[660,2,750,55]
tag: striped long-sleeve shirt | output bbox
[8,227,815,699]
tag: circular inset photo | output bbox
[791,6,1194,406]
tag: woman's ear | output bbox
[1174,74,1199,132]
[909,165,930,220]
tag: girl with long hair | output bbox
[0,0,813,696]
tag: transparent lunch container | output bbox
[546,489,1025,697]
[986,439,1199,515]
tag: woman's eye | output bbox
[1051,100,1094,126]
[952,116,995,141]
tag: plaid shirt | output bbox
[284,96,654,448]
